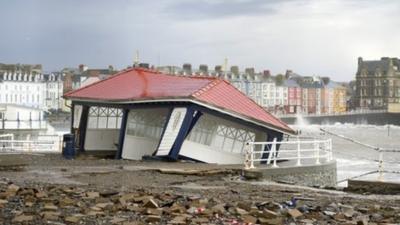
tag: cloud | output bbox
[164,0,284,20]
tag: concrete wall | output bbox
[84,129,119,151]
[251,160,337,187]
[1,104,43,121]
[281,112,400,125]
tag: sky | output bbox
[1,0,400,81]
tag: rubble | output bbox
[0,182,397,225]
[0,154,398,224]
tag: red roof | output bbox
[64,68,294,134]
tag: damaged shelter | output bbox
[63,68,295,164]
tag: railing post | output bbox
[296,137,301,166]
[315,139,320,165]
[329,139,333,161]
[11,134,14,151]
[244,143,255,169]
[378,151,384,181]
[272,138,278,168]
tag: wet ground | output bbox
[0,153,399,224]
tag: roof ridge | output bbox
[63,67,136,97]
[191,79,224,98]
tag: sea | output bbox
[291,121,400,187]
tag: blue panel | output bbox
[168,106,197,160]
[78,106,89,152]
[115,109,129,159]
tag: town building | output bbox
[63,68,295,164]
[355,57,400,109]
[0,64,46,109]
[44,72,64,112]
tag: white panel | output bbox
[73,105,82,128]
[156,107,187,156]
[85,129,119,151]
[180,140,244,164]
[122,136,159,160]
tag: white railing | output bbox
[244,138,333,169]
[0,135,62,153]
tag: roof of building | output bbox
[64,68,294,134]
[283,79,300,88]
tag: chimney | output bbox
[358,57,363,65]
[245,67,255,75]
[215,65,222,73]
[79,64,88,72]
[263,70,271,78]
[230,66,239,75]
[138,63,150,69]
[183,63,192,73]
[199,64,208,73]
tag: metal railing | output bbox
[0,134,62,153]
[244,138,333,169]
[277,109,387,118]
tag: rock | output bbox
[7,184,20,193]
[60,197,75,207]
[146,208,163,215]
[65,215,82,223]
[259,217,284,225]
[169,216,187,224]
[356,216,369,225]
[237,201,253,211]
[191,217,209,223]
[35,191,48,198]
[211,203,226,214]
[242,214,257,224]
[235,207,249,215]
[86,191,100,199]
[146,215,161,223]
[323,211,336,216]
[95,202,113,209]
[110,217,127,224]
[41,211,61,220]
[262,209,280,218]
[341,204,355,218]
[143,198,158,208]
[287,208,303,219]
[12,214,34,223]
[44,203,58,211]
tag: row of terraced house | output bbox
[157,64,348,115]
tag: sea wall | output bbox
[280,112,400,125]
[244,160,337,187]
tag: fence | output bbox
[0,133,62,153]
[321,128,400,183]
[244,138,333,169]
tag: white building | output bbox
[44,73,64,112]
[0,71,46,109]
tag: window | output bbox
[186,114,256,154]
[88,107,123,129]
[126,108,168,139]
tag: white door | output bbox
[156,107,187,156]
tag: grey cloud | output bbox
[164,0,287,20]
